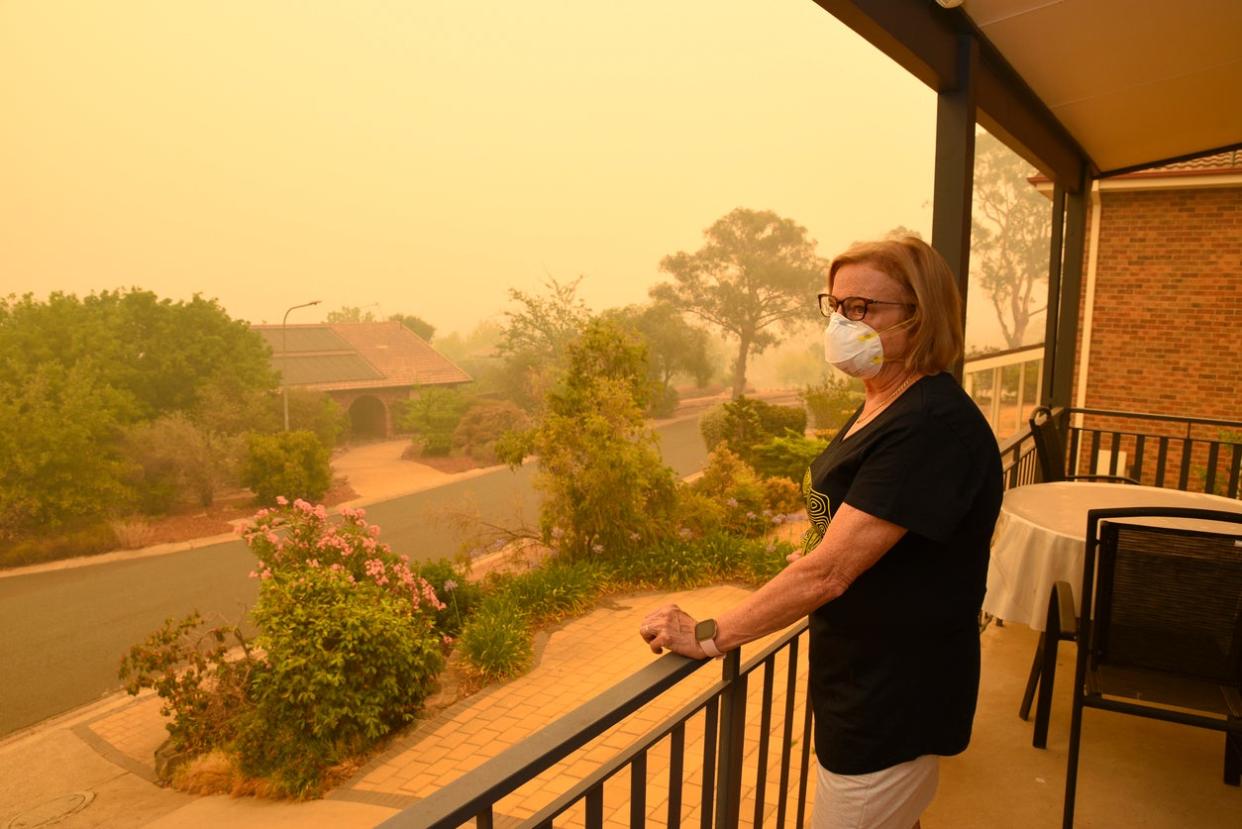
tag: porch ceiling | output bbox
[815,1,1242,181]
[964,0,1242,176]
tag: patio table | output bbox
[983,481,1242,631]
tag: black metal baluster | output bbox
[1155,436,1169,487]
[1228,444,1241,499]
[476,806,494,829]
[1132,434,1146,482]
[795,682,814,829]
[776,638,799,829]
[585,783,604,829]
[631,750,647,829]
[668,723,685,829]
[1088,430,1101,476]
[753,656,776,827]
[715,651,748,829]
[701,700,718,829]
[1204,441,1220,494]
[1108,431,1122,475]
[1178,436,1193,490]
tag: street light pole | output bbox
[282,300,322,431]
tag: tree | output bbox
[603,303,714,416]
[325,306,377,323]
[0,290,277,536]
[496,277,592,409]
[971,132,1051,348]
[651,208,826,398]
[0,362,133,538]
[389,313,435,341]
[497,319,677,558]
[0,290,276,422]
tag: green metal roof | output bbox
[271,354,384,385]
[255,327,351,354]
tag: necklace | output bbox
[852,373,920,429]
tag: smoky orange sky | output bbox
[2,0,1018,347]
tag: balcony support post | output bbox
[931,32,977,383]
[1042,168,1090,409]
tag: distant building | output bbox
[251,321,471,438]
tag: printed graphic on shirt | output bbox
[801,467,832,556]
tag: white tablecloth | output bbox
[983,482,1242,631]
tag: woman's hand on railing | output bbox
[640,604,708,659]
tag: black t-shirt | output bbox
[803,371,1002,774]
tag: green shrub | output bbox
[750,430,829,484]
[399,388,470,456]
[762,476,805,515]
[242,430,331,505]
[495,559,603,626]
[751,399,807,438]
[700,397,806,465]
[604,532,794,591]
[451,400,530,463]
[670,489,726,541]
[236,566,443,798]
[122,414,242,511]
[690,447,770,537]
[418,433,454,457]
[801,376,863,431]
[0,522,119,569]
[458,594,533,682]
[648,384,679,419]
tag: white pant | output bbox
[813,755,939,829]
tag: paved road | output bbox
[0,416,707,737]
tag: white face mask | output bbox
[823,313,886,378]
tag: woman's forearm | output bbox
[715,502,906,651]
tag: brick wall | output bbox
[1068,186,1241,489]
[1084,186,1241,420]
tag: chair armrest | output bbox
[1066,473,1141,485]
[1051,581,1078,640]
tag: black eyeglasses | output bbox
[817,293,916,321]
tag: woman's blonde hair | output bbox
[827,235,964,375]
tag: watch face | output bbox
[695,618,717,641]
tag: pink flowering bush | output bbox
[234,500,447,796]
[122,499,450,799]
[239,498,445,620]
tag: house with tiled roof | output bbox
[251,321,471,437]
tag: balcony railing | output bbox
[999,406,1241,497]
[381,622,814,829]
[1056,407,1240,497]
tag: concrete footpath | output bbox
[0,584,812,828]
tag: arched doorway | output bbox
[348,395,387,439]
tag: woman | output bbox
[640,236,1002,829]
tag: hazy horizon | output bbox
[2,0,1031,350]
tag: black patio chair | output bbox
[1062,507,1242,828]
[1029,406,1138,484]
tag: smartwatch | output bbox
[695,618,723,658]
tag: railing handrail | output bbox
[378,652,710,828]
[1067,407,1242,430]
